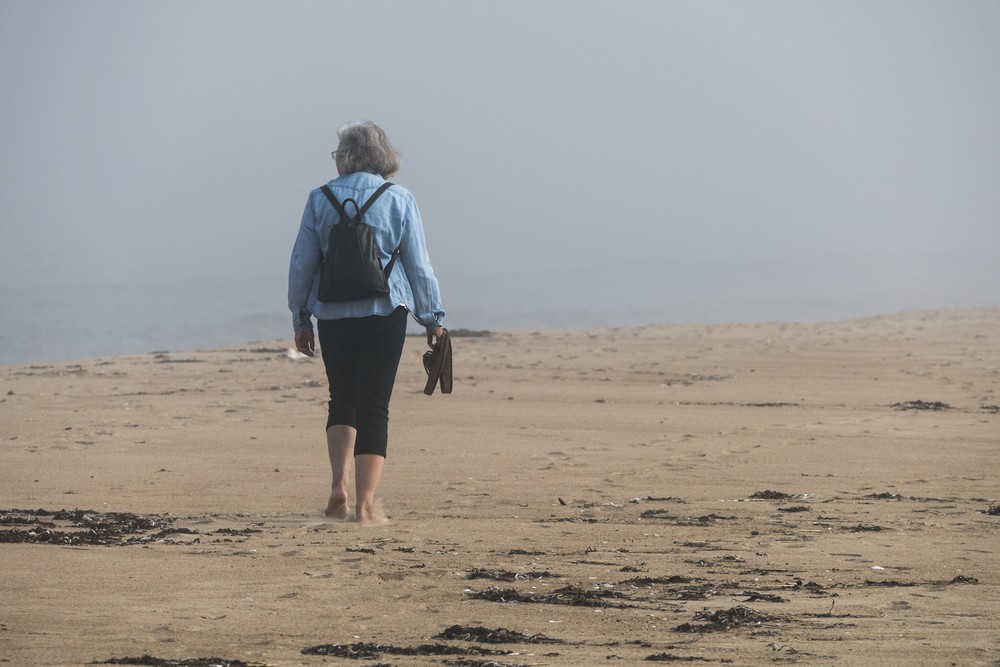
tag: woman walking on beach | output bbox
[288,121,445,523]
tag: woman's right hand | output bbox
[294,329,315,357]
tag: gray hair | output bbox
[335,120,401,178]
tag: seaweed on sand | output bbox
[434,625,563,644]
[675,606,776,633]
[1,508,167,546]
[468,585,630,608]
[640,510,735,524]
[442,659,530,667]
[741,592,788,603]
[863,580,917,587]
[646,654,732,663]
[890,400,951,411]
[621,575,694,586]
[301,642,509,659]
[96,657,269,667]
[465,568,558,582]
[747,490,794,500]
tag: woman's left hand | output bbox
[426,326,445,348]
[294,330,315,357]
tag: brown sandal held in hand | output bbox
[422,329,453,395]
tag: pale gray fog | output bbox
[2,1,998,364]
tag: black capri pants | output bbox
[317,306,408,458]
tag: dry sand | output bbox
[1,308,998,666]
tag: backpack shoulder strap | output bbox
[359,182,394,215]
[360,182,401,276]
[319,185,349,219]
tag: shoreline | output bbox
[4,305,997,369]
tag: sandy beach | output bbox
[2,308,998,666]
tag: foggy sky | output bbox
[2,1,998,349]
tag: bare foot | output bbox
[325,489,350,519]
[355,502,389,524]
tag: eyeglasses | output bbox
[331,150,339,160]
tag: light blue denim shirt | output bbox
[288,171,445,333]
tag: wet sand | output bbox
[1,308,998,666]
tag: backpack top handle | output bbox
[320,182,394,220]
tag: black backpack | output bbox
[317,182,400,303]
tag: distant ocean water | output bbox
[2,252,996,366]
[0,275,292,366]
